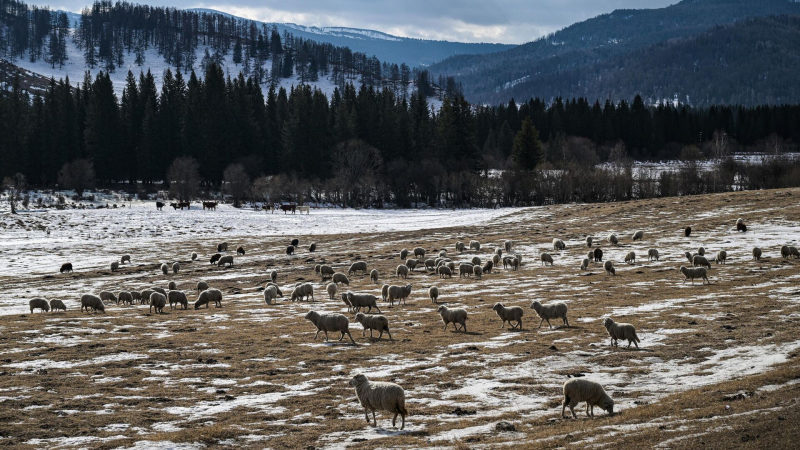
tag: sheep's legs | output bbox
[372,410,377,427]
[385,330,393,341]
[314,330,321,340]
[364,408,370,423]
[546,319,553,329]
[538,318,544,329]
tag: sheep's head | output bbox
[531,301,542,312]
[437,305,446,313]
[349,374,367,387]
[602,317,613,328]
[602,397,614,414]
[304,311,317,321]
[492,302,503,312]
[354,312,365,322]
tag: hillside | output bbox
[428,0,800,104]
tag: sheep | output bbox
[387,284,412,306]
[580,258,590,271]
[504,240,513,252]
[291,238,300,247]
[540,252,554,267]
[396,265,409,279]
[685,226,692,237]
[168,291,188,310]
[736,218,747,232]
[413,247,425,258]
[562,379,614,419]
[264,285,280,304]
[624,251,636,264]
[438,250,447,258]
[428,286,439,303]
[29,298,50,313]
[270,270,278,283]
[492,303,523,330]
[80,294,105,313]
[152,287,167,296]
[340,293,354,312]
[149,292,166,314]
[118,291,134,305]
[586,237,593,247]
[191,252,198,261]
[469,240,481,251]
[531,301,569,329]
[510,257,520,271]
[424,259,436,271]
[405,259,419,271]
[458,263,474,278]
[110,261,119,272]
[608,234,618,245]
[286,245,295,256]
[502,256,514,269]
[697,246,705,256]
[347,292,381,313]
[166,281,177,290]
[715,250,728,264]
[471,256,482,266]
[684,251,694,263]
[790,246,800,258]
[400,248,409,260]
[326,283,338,300]
[194,289,222,309]
[171,262,180,274]
[593,248,603,262]
[483,260,494,274]
[197,281,209,292]
[438,265,452,278]
[290,283,315,302]
[381,284,389,302]
[447,261,456,271]
[692,254,711,269]
[315,264,321,272]
[495,248,503,257]
[49,299,66,312]
[305,311,356,344]
[349,374,407,429]
[218,255,234,267]
[781,245,790,258]
[355,313,392,340]
[139,289,155,304]
[59,262,73,273]
[603,317,640,348]
[632,230,644,241]
[492,254,501,265]
[121,255,131,264]
[553,238,566,251]
[266,282,283,298]
[309,243,317,252]
[210,253,222,265]
[131,291,141,302]
[437,305,468,332]
[320,265,335,280]
[752,247,762,261]
[604,260,615,275]
[680,266,709,284]
[455,241,466,252]
[473,265,483,279]
[161,263,169,275]
[217,242,228,252]
[370,269,379,283]
[99,291,117,304]
[647,249,659,261]
[236,246,245,255]
[349,261,368,275]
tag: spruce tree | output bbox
[511,117,543,170]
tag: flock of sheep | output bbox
[25,215,799,430]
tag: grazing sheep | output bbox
[29,298,49,313]
[237,246,245,255]
[684,251,694,263]
[531,301,569,329]
[603,317,640,348]
[781,245,791,258]
[680,266,710,284]
[593,248,603,262]
[437,265,452,278]
[405,259,419,271]
[326,283,338,300]
[501,256,514,269]
[139,289,154,304]
[264,285,280,304]
[168,291,188,310]
[131,291,141,302]
[370,269,379,283]
[270,270,278,283]
[492,254,501,265]
[455,241,466,252]
[60,262,73,273]
[217,242,228,252]
[286,245,295,256]
[604,260,615,276]
[218,255,234,267]
[471,256,481,266]
[387,284,412,306]
[540,252,554,267]
[562,379,614,419]
[715,251,728,264]
[790,246,800,258]
[167,281,177,290]
[586,237,593,247]
[197,281,209,292]
[515,254,523,266]
[428,286,439,303]
[152,287,167,296]
[459,263,474,278]
[685,226,692,237]
[413,247,425,258]
[81,294,105,313]
[495,248,503,257]
[424,259,437,271]
[692,255,711,269]
[290,283,315,302]
[99,291,117,304]
[191,252,197,261]
[396,265,409,279]
[305,311,356,344]
[469,240,481,251]
[309,243,317,252]
[504,240,513,252]
[121,255,131,264]
[161,263,169,275]
[354,313,392,340]
[483,260,494,274]
[349,374,407,429]
[266,282,283,298]
[581,258,590,271]
[118,291,134,305]
[110,261,119,272]
[608,234,618,245]
[438,250,447,258]
[437,305,468,332]
[172,262,180,274]
[752,247,762,261]
[49,299,66,312]
[632,230,644,241]
[736,218,747,232]
[210,253,222,265]
[291,238,300,247]
[473,265,483,279]
[492,303,523,330]
[349,261,368,276]
[553,238,566,251]
[149,292,166,314]
[347,292,381,313]
[381,284,389,302]
[400,249,409,260]
[340,293,354,312]
[697,246,705,256]
[320,265,335,280]
[194,288,223,309]
[624,251,636,264]
[648,249,659,261]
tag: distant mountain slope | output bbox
[187,8,513,67]
[429,0,800,103]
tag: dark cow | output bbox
[280,204,296,214]
[59,262,73,273]
[156,201,165,211]
[203,201,218,210]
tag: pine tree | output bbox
[511,117,544,170]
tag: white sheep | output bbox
[553,238,566,251]
[354,313,392,340]
[608,234,618,245]
[471,256,481,266]
[49,299,66,312]
[413,247,425,258]
[29,298,49,313]
[381,284,389,302]
[752,247,762,261]
[492,303,523,330]
[326,283,338,300]
[168,290,188,309]
[270,270,278,283]
[603,317,640,348]
[531,301,569,329]
[290,283,315,302]
[160,263,169,275]
[469,240,481,251]
[680,266,709,284]
[396,264,409,279]
[715,250,727,264]
[118,291,134,305]
[632,230,644,241]
[428,286,439,303]
[400,248,409,260]
[349,261,368,276]
[81,294,105,313]
[149,292,166,314]
[437,265,452,278]
[455,241,465,252]
[492,254,501,265]
[387,284,412,306]
[168,281,177,290]
[647,249,659,261]
[332,272,350,285]
[370,269,379,283]
[692,254,711,269]
[218,255,234,267]
[540,252,554,267]
[99,291,117,304]
[624,251,636,264]
[504,240,513,252]
[264,285,279,304]
[586,236,593,247]
[346,292,381,313]
[437,305,467,332]
[197,281,209,292]
[195,289,222,309]
[405,259,419,271]
[562,378,614,419]
[473,265,483,279]
[604,260,615,275]
[349,374,407,429]
[172,262,180,274]
[459,263,474,278]
[580,258,589,271]
[305,311,356,344]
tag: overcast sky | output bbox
[34,0,678,44]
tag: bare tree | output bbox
[166,157,201,202]
[3,173,27,214]
[222,163,250,207]
[333,139,383,207]
[58,159,95,198]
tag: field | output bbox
[1,188,799,449]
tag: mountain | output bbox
[429,0,800,104]
[186,8,513,67]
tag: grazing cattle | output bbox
[156,201,165,211]
[262,203,274,213]
[170,202,179,210]
[297,205,310,214]
[179,201,190,209]
[202,201,218,210]
[280,204,297,214]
